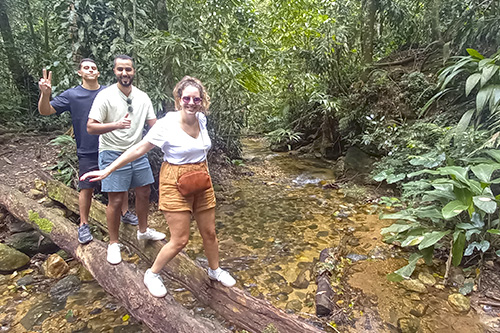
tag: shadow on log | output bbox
[46,180,322,333]
[0,184,227,333]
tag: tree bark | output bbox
[361,0,377,64]
[46,180,322,333]
[0,184,228,333]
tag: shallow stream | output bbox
[1,138,488,332]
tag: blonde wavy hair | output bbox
[173,76,211,114]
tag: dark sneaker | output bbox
[121,211,139,225]
[78,224,93,244]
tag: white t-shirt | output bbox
[88,84,157,152]
[144,111,212,164]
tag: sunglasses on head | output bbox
[182,96,202,105]
[126,98,133,113]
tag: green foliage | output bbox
[381,154,500,280]
[49,135,78,188]
[423,49,500,130]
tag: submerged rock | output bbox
[16,275,35,286]
[0,243,30,272]
[448,293,470,313]
[291,268,310,289]
[400,279,427,293]
[49,275,81,303]
[285,299,303,313]
[42,253,69,278]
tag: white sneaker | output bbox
[107,243,122,265]
[144,269,167,297]
[208,267,236,287]
[137,228,166,241]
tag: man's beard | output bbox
[118,76,134,87]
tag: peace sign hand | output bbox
[38,69,52,95]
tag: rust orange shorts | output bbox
[158,161,216,213]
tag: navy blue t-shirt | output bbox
[50,85,106,156]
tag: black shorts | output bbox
[78,153,101,190]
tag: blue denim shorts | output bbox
[98,150,154,192]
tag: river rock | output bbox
[344,146,375,174]
[49,275,81,303]
[291,269,310,289]
[397,317,420,333]
[16,275,35,287]
[5,230,58,256]
[42,253,69,278]
[20,300,54,330]
[400,279,427,293]
[285,299,303,313]
[448,293,470,313]
[0,243,30,272]
[418,272,436,286]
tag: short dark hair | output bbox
[114,54,134,68]
[79,58,96,69]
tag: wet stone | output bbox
[16,275,35,286]
[50,275,81,304]
[291,269,310,289]
[346,253,368,262]
[418,272,436,286]
[5,230,59,256]
[400,279,427,293]
[397,317,420,333]
[19,300,54,330]
[0,242,30,272]
[448,293,470,313]
[316,231,329,237]
[285,299,303,313]
[42,253,69,278]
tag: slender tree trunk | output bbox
[24,0,37,46]
[430,0,442,41]
[156,0,169,31]
[361,0,377,64]
[43,7,49,53]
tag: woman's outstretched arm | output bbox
[81,140,156,182]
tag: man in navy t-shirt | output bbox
[38,58,139,244]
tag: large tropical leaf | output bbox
[418,231,451,250]
[442,200,468,219]
[471,163,500,183]
[465,73,481,96]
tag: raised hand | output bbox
[80,169,110,182]
[116,113,131,129]
[38,69,52,95]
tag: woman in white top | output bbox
[81,76,236,297]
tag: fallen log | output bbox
[47,180,322,333]
[0,184,228,333]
